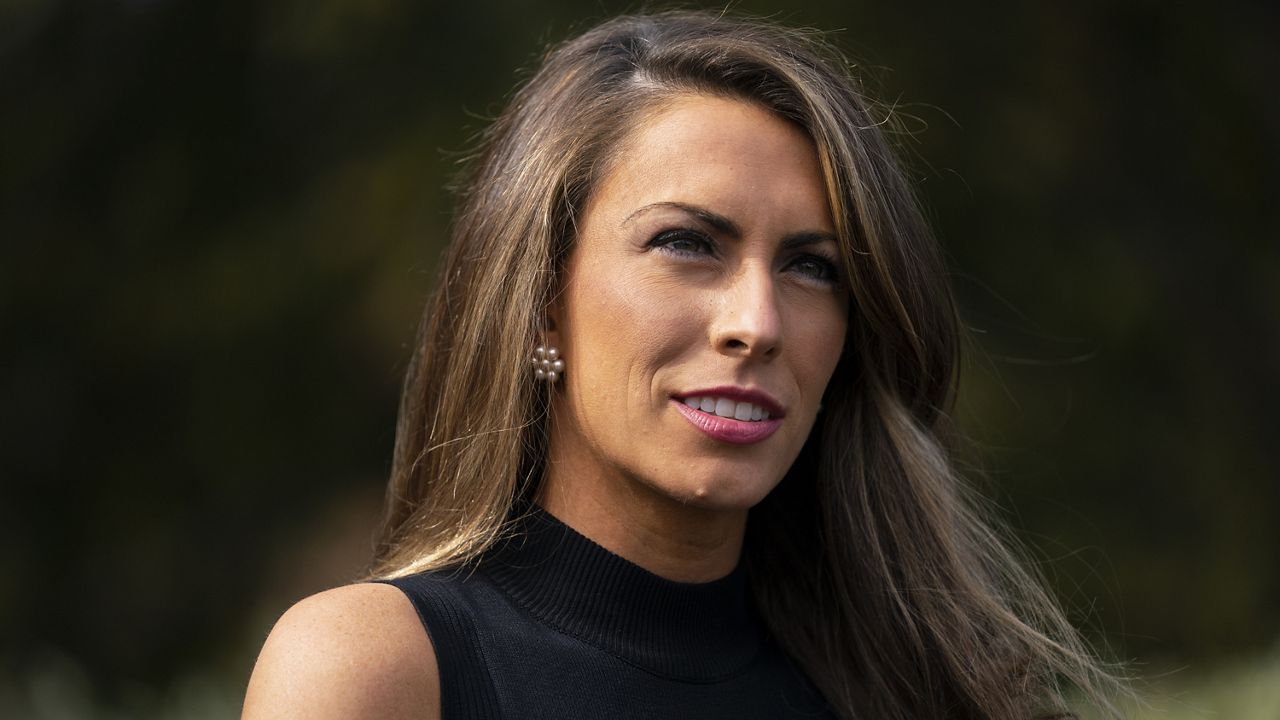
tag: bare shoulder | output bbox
[242,582,438,720]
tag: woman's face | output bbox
[547,94,847,513]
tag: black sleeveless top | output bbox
[381,505,835,719]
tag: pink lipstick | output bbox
[670,387,786,445]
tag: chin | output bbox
[660,474,779,511]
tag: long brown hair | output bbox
[368,11,1125,719]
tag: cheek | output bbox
[792,298,848,387]
[564,263,698,423]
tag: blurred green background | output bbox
[2,0,1277,717]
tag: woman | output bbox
[243,11,1123,720]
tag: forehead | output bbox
[584,94,834,234]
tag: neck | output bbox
[538,456,746,584]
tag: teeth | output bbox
[682,396,772,422]
[714,398,734,418]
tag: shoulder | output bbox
[242,583,439,720]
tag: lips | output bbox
[671,386,785,444]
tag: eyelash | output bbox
[650,229,714,257]
[648,229,842,286]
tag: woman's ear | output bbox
[533,293,567,385]
[542,293,563,351]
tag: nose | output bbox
[711,266,782,360]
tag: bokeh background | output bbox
[2,0,1277,717]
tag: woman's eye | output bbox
[789,254,839,283]
[650,230,714,256]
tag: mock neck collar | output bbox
[481,503,762,682]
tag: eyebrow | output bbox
[621,201,837,249]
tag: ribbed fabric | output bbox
[384,571,503,718]
[381,504,834,719]
[483,506,760,682]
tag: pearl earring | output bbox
[533,345,565,383]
